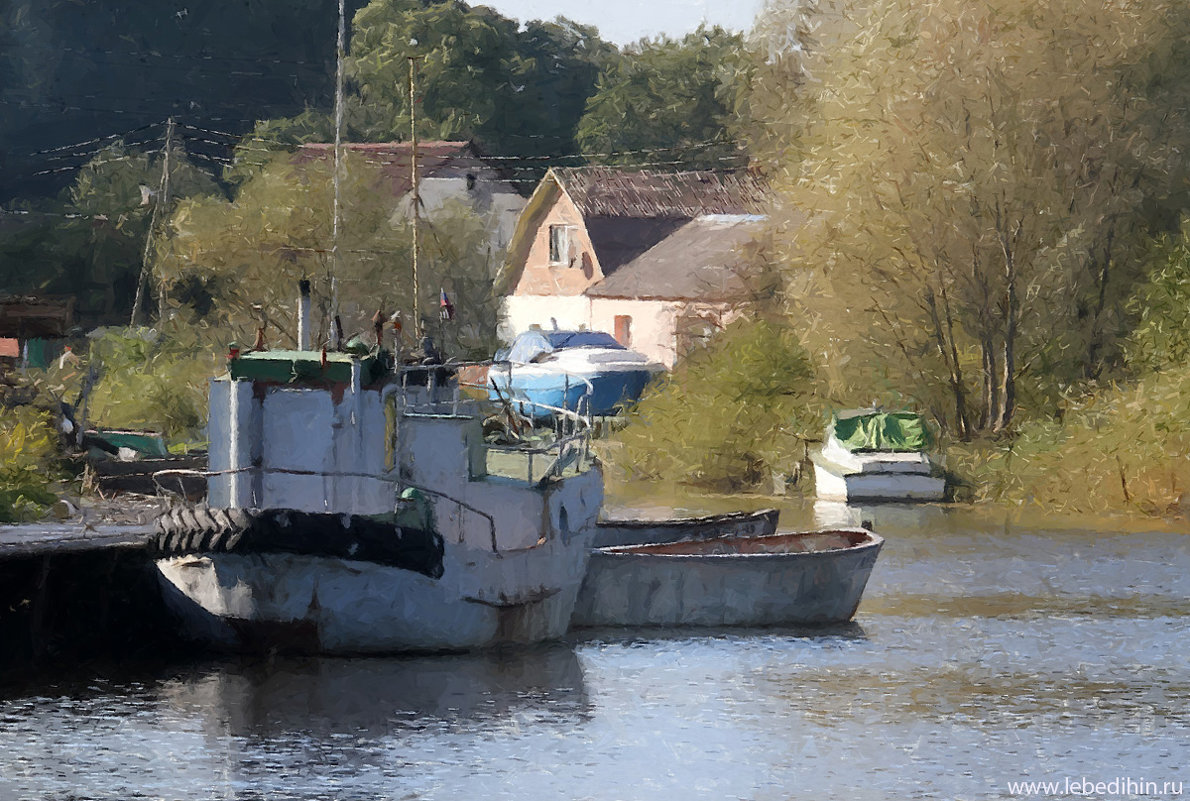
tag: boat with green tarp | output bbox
[811,409,946,502]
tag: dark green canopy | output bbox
[831,411,932,452]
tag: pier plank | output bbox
[0,524,154,561]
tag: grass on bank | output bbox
[0,406,61,522]
[84,324,220,442]
[608,313,1190,518]
[949,367,1190,516]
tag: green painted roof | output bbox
[227,349,390,385]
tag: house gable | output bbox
[505,175,606,297]
[500,167,769,356]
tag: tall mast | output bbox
[408,55,422,339]
[130,116,174,327]
[329,0,347,336]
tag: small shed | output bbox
[0,295,75,368]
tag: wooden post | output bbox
[29,555,53,662]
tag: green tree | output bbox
[0,140,220,324]
[158,151,502,357]
[615,318,820,490]
[759,0,1190,437]
[505,18,619,158]
[230,4,616,185]
[576,26,750,169]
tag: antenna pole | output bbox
[330,0,347,328]
[409,55,422,339]
[130,116,174,327]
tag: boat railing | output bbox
[483,360,595,428]
[389,359,593,428]
[152,466,501,554]
[390,360,594,484]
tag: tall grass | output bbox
[948,368,1190,515]
[85,324,221,441]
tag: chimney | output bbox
[298,279,311,350]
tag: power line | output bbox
[23,123,164,158]
[33,151,162,177]
[53,44,336,71]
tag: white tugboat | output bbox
[151,337,603,654]
[148,14,606,653]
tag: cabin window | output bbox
[548,224,570,265]
[614,315,632,347]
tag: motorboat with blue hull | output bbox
[152,348,604,655]
[488,329,664,418]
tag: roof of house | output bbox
[0,295,75,338]
[586,215,766,302]
[500,167,770,297]
[550,167,766,219]
[294,141,516,198]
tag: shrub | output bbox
[0,406,60,522]
[613,319,823,491]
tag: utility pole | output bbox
[329,0,347,333]
[130,117,174,327]
[409,55,422,339]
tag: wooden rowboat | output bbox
[572,528,883,628]
[593,508,780,549]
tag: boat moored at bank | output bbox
[573,527,883,628]
[488,329,663,418]
[152,347,604,655]
[593,508,779,549]
[811,409,947,502]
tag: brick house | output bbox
[499,167,767,368]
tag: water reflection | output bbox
[572,620,868,646]
[812,499,955,532]
[161,643,589,739]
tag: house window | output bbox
[549,224,570,265]
[614,315,632,347]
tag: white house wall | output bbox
[589,298,679,367]
[499,295,592,342]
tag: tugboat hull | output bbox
[156,535,592,654]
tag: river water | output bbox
[1,496,1188,800]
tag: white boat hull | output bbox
[156,532,593,654]
[812,460,947,502]
[812,434,946,502]
[572,530,883,628]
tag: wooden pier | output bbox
[0,522,154,561]
[0,522,178,674]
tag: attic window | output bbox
[549,224,571,265]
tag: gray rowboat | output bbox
[572,528,883,628]
[593,508,780,548]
